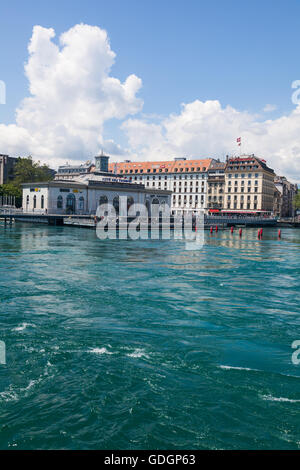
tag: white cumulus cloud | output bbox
[0,24,143,167]
[122,100,300,182]
[0,23,299,183]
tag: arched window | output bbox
[113,196,119,215]
[66,193,76,213]
[57,195,63,209]
[152,198,159,205]
[41,195,44,209]
[99,195,108,206]
[33,195,37,209]
[78,196,84,211]
[26,195,29,204]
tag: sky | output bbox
[0,0,300,182]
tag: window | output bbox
[78,196,84,211]
[41,195,44,209]
[57,195,63,209]
[66,193,76,213]
[33,195,37,209]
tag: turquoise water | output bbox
[0,223,299,450]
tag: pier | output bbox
[0,207,283,229]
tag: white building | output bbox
[109,157,215,215]
[22,177,171,216]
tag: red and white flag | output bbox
[237,137,241,146]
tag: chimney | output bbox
[95,154,109,172]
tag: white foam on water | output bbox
[0,361,55,403]
[219,365,259,372]
[89,347,113,355]
[127,348,149,359]
[0,386,19,403]
[260,394,300,403]
[12,323,36,332]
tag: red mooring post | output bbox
[210,226,213,234]
[231,226,234,234]
[278,229,281,239]
[258,229,261,239]
[260,228,263,238]
[239,228,242,237]
[215,225,218,232]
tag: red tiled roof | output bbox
[109,158,213,174]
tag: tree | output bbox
[0,157,54,207]
[13,156,53,185]
[294,191,300,210]
[0,183,22,207]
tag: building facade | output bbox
[55,161,96,180]
[0,154,17,185]
[223,155,275,214]
[109,157,214,215]
[23,155,171,216]
[273,176,298,218]
[206,161,226,214]
[22,180,171,216]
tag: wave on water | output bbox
[88,347,113,355]
[260,394,300,403]
[0,362,54,403]
[12,323,36,332]
[126,348,149,359]
[219,365,259,372]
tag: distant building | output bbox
[0,154,17,185]
[109,157,215,215]
[273,176,298,218]
[55,160,96,180]
[223,155,275,214]
[206,161,226,214]
[23,154,171,215]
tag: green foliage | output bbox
[0,156,54,207]
[13,156,53,185]
[294,190,300,210]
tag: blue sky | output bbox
[1,0,299,121]
[0,0,299,181]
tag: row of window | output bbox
[227,187,259,193]
[132,174,206,180]
[228,180,259,186]
[227,173,259,178]
[228,195,258,201]
[26,194,45,209]
[120,167,207,174]
[226,203,258,210]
